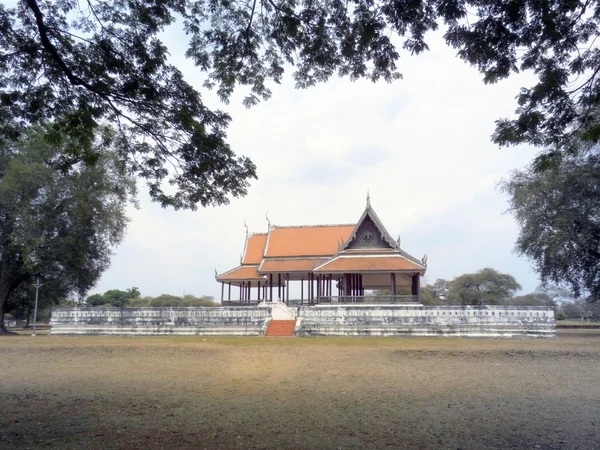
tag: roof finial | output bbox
[265,211,271,229]
[397,234,401,248]
[421,254,428,267]
[244,217,249,236]
[214,268,218,280]
[366,190,371,207]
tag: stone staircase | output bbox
[265,320,296,337]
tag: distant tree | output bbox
[418,285,442,306]
[429,279,450,303]
[92,293,217,308]
[536,283,577,306]
[150,294,183,307]
[561,298,600,321]
[85,294,107,307]
[145,294,217,307]
[0,127,134,332]
[101,289,134,308]
[86,287,142,308]
[447,268,521,306]
[127,287,141,299]
[508,293,556,308]
[181,295,218,307]
[128,297,153,308]
[502,147,600,299]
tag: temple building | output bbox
[216,197,427,305]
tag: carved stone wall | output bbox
[296,305,555,338]
[50,305,556,338]
[50,307,271,336]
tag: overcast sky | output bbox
[91,26,542,301]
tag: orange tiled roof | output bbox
[242,234,267,265]
[259,258,329,273]
[344,248,396,253]
[314,255,424,273]
[264,225,355,258]
[217,265,265,281]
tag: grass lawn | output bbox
[556,319,600,328]
[1,330,599,449]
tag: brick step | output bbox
[266,320,296,337]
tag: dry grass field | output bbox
[1,331,599,449]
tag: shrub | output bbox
[555,310,568,320]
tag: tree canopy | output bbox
[447,268,522,305]
[86,287,141,307]
[502,145,600,299]
[84,289,217,307]
[0,126,135,331]
[2,1,600,208]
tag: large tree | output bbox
[0,127,135,331]
[502,145,600,299]
[2,1,599,208]
[447,268,521,305]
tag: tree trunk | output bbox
[0,270,21,334]
[0,276,12,333]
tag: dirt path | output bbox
[1,331,599,449]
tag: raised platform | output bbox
[297,305,555,338]
[50,304,556,338]
[50,307,271,336]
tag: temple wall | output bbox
[50,307,271,336]
[296,305,555,338]
[50,305,556,338]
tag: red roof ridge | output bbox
[271,223,355,229]
[262,256,331,260]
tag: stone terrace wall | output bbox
[50,307,271,336]
[50,305,556,338]
[296,305,555,338]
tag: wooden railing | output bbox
[221,300,262,306]
[221,296,419,307]
[289,295,419,306]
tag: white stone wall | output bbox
[50,305,556,338]
[296,305,556,338]
[50,307,271,336]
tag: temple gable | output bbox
[345,215,391,249]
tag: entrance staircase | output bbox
[265,320,296,337]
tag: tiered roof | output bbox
[216,200,426,284]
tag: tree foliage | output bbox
[129,294,217,307]
[85,287,141,307]
[502,146,600,298]
[447,268,521,305]
[86,290,217,307]
[560,298,600,320]
[0,126,135,331]
[2,1,600,208]
[508,293,555,308]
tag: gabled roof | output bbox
[217,265,265,281]
[264,224,355,258]
[314,254,425,273]
[242,233,268,265]
[259,258,330,273]
[216,197,427,282]
[343,200,399,251]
